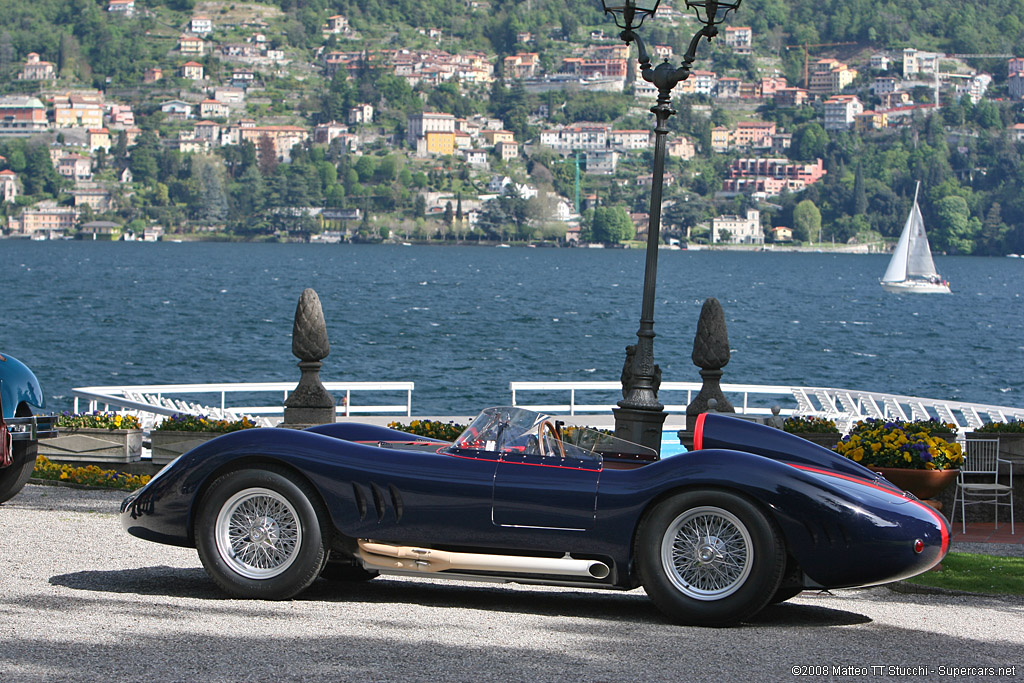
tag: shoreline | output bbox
[2,233,893,254]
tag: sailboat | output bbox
[880,183,951,294]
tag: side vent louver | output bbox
[370,482,386,522]
[352,483,367,521]
[389,484,404,522]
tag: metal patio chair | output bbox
[952,438,1014,534]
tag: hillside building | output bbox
[723,26,752,54]
[53,93,105,128]
[19,53,56,81]
[0,96,49,136]
[0,169,18,203]
[823,95,864,130]
[713,209,762,244]
[902,48,939,77]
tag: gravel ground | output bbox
[1,484,1022,683]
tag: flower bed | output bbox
[834,418,962,470]
[783,416,840,434]
[388,419,467,442]
[971,420,1024,434]
[39,412,144,464]
[32,456,150,491]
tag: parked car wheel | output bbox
[0,441,37,505]
[636,490,785,626]
[195,467,326,599]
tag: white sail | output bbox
[904,200,939,278]
[880,183,950,294]
[881,207,913,283]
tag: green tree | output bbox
[933,195,977,254]
[793,199,822,243]
[191,155,229,225]
[591,206,634,244]
[791,123,827,161]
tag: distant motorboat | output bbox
[880,182,951,294]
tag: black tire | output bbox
[635,490,785,626]
[195,467,326,600]
[0,441,38,505]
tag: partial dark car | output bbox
[122,407,948,626]
[0,353,57,504]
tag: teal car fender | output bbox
[0,353,46,417]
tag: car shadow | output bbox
[51,565,870,627]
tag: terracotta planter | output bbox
[869,466,960,500]
[38,428,143,464]
[150,430,223,465]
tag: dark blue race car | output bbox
[121,406,948,626]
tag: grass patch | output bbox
[903,552,1024,595]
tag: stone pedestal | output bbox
[613,406,667,453]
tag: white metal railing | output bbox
[508,380,1024,434]
[72,381,415,427]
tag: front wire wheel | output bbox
[196,467,326,599]
[637,491,785,626]
[215,487,303,580]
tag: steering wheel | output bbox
[538,420,565,459]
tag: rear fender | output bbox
[694,412,885,483]
[635,449,947,588]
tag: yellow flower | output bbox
[904,453,912,462]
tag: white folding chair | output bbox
[952,439,1014,534]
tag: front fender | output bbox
[0,353,46,418]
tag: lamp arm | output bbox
[677,23,719,79]
[619,28,653,79]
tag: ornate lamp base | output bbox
[613,406,668,454]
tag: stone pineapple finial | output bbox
[686,297,735,416]
[292,288,330,362]
[283,288,335,426]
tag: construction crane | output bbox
[785,42,858,89]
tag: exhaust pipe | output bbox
[358,540,610,580]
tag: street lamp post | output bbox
[600,0,742,452]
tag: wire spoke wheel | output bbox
[661,505,753,600]
[197,468,326,599]
[215,487,303,580]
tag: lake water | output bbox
[4,241,1023,415]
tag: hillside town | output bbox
[1,1,1022,253]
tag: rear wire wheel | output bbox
[636,490,785,626]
